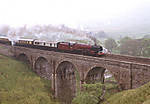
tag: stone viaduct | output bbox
[0,44,150,103]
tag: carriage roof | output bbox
[18,38,36,41]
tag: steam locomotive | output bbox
[0,37,107,56]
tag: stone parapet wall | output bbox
[131,63,150,88]
[106,54,150,65]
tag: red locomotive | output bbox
[57,42,105,56]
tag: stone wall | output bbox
[131,63,150,88]
[106,54,150,65]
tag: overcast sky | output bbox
[0,0,150,31]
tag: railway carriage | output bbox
[15,38,35,48]
[34,40,57,48]
[0,36,11,45]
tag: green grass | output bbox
[0,55,59,104]
[103,81,150,104]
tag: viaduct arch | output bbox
[56,61,77,104]
[85,67,106,84]
[34,57,52,80]
[17,53,30,64]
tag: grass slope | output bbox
[0,55,59,104]
[103,81,150,104]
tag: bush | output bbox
[103,82,150,104]
[72,83,105,104]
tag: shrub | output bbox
[72,83,105,104]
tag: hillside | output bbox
[0,55,59,104]
[103,81,150,104]
[0,54,150,104]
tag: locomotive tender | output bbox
[0,37,107,56]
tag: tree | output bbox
[143,35,150,39]
[119,36,132,45]
[119,37,150,57]
[140,39,150,57]
[104,38,117,52]
[120,39,141,56]
[72,83,105,104]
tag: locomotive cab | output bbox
[91,45,106,56]
[91,45,102,52]
[98,47,108,55]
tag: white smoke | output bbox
[0,24,97,45]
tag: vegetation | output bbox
[72,77,150,104]
[104,36,150,57]
[103,81,150,104]
[119,37,150,57]
[104,38,118,52]
[72,78,120,104]
[0,55,59,104]
[72,83,105,104]
[143,35,150,39]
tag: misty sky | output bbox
[0,0,150,33]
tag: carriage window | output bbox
[35,42,39,44]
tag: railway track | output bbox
[105,54,150,65]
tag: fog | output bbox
[0,0,150,38]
